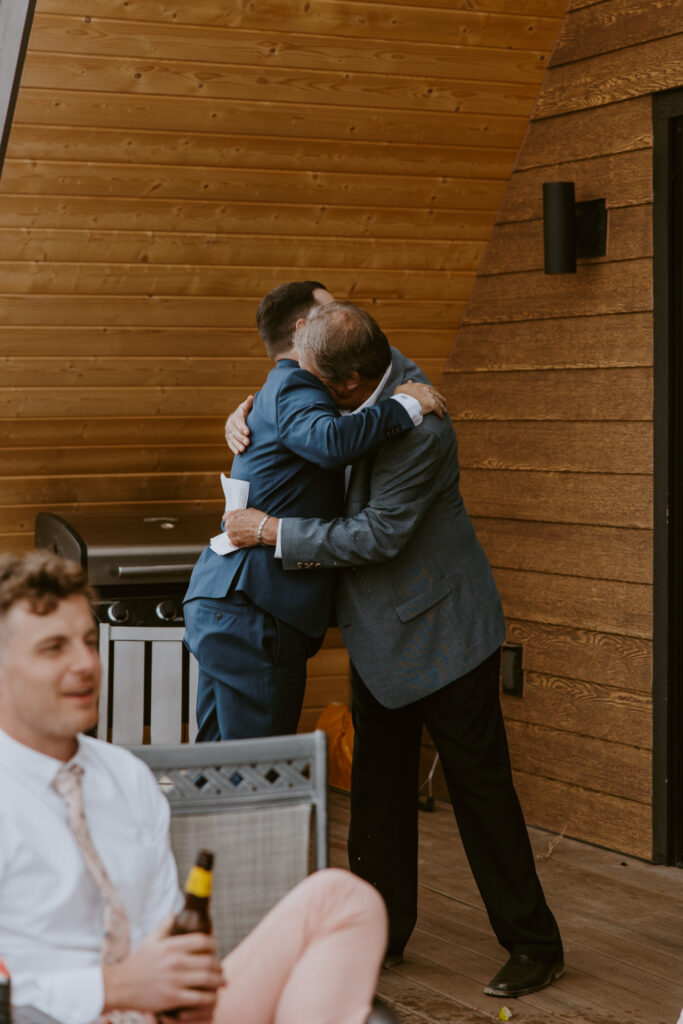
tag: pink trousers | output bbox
[214,869,387,1024]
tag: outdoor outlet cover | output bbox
[501,645,523,697]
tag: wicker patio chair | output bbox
[129,731,327,955]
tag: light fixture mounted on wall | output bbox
[542,181,607,274]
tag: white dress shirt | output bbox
[0,728,182,1024]
[274,366,422,556]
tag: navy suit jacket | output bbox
[184,357,413,638]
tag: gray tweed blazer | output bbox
[279,348,506,708]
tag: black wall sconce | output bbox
[542,181,608,274]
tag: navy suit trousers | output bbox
[184,592,320,740]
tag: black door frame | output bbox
[0,0,37,176]
[653,88,683,865]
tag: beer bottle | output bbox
[165,851,215,1019]
[170,849,214,936]
[0,958,11,1024]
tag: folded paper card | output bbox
[209,474,249,555]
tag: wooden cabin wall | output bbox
[441,0,683,859]
[0,0,566,727]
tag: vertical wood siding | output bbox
[0,0,565,724]
[443,0,683,859]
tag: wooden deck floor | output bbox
[328,792,683,1024]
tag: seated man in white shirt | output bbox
[0,550,390,1024]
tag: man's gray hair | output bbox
[294,302,391,382]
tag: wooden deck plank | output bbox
[328,792,683,1024]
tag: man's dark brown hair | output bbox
[0,550,93,621]
[256,280,327,359]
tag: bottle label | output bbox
[185,865,212,898]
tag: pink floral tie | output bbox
[52,763,155,1024]
[52,764,131,963]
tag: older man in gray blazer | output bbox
[225,301,564,999]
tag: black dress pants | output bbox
[348,648,563,959]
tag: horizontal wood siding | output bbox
[440,0,683,857]
[0,0,565,720]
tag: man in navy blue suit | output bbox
[183,281,445,742]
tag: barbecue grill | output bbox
[35,510,219,744]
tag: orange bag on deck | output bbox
[316,703,354,791]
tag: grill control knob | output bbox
[156,600,178,622]
[107,602,129,624]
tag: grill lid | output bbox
[35,511,219,586]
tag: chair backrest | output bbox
[98,625,199,745]
[129,731,328,954]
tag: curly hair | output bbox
[0,550,93,622]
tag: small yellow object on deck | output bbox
[498,1008,513,1021]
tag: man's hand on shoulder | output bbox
[102,915,225,1018]
[225,394,254,454]
[224,508,279,548]
[394,380,447,419]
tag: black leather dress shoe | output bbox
[382,950,405,969]
[484,953,565,997]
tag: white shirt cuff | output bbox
[391,393,423,426]
[275,520,283,559]
[14,965,104,1024]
